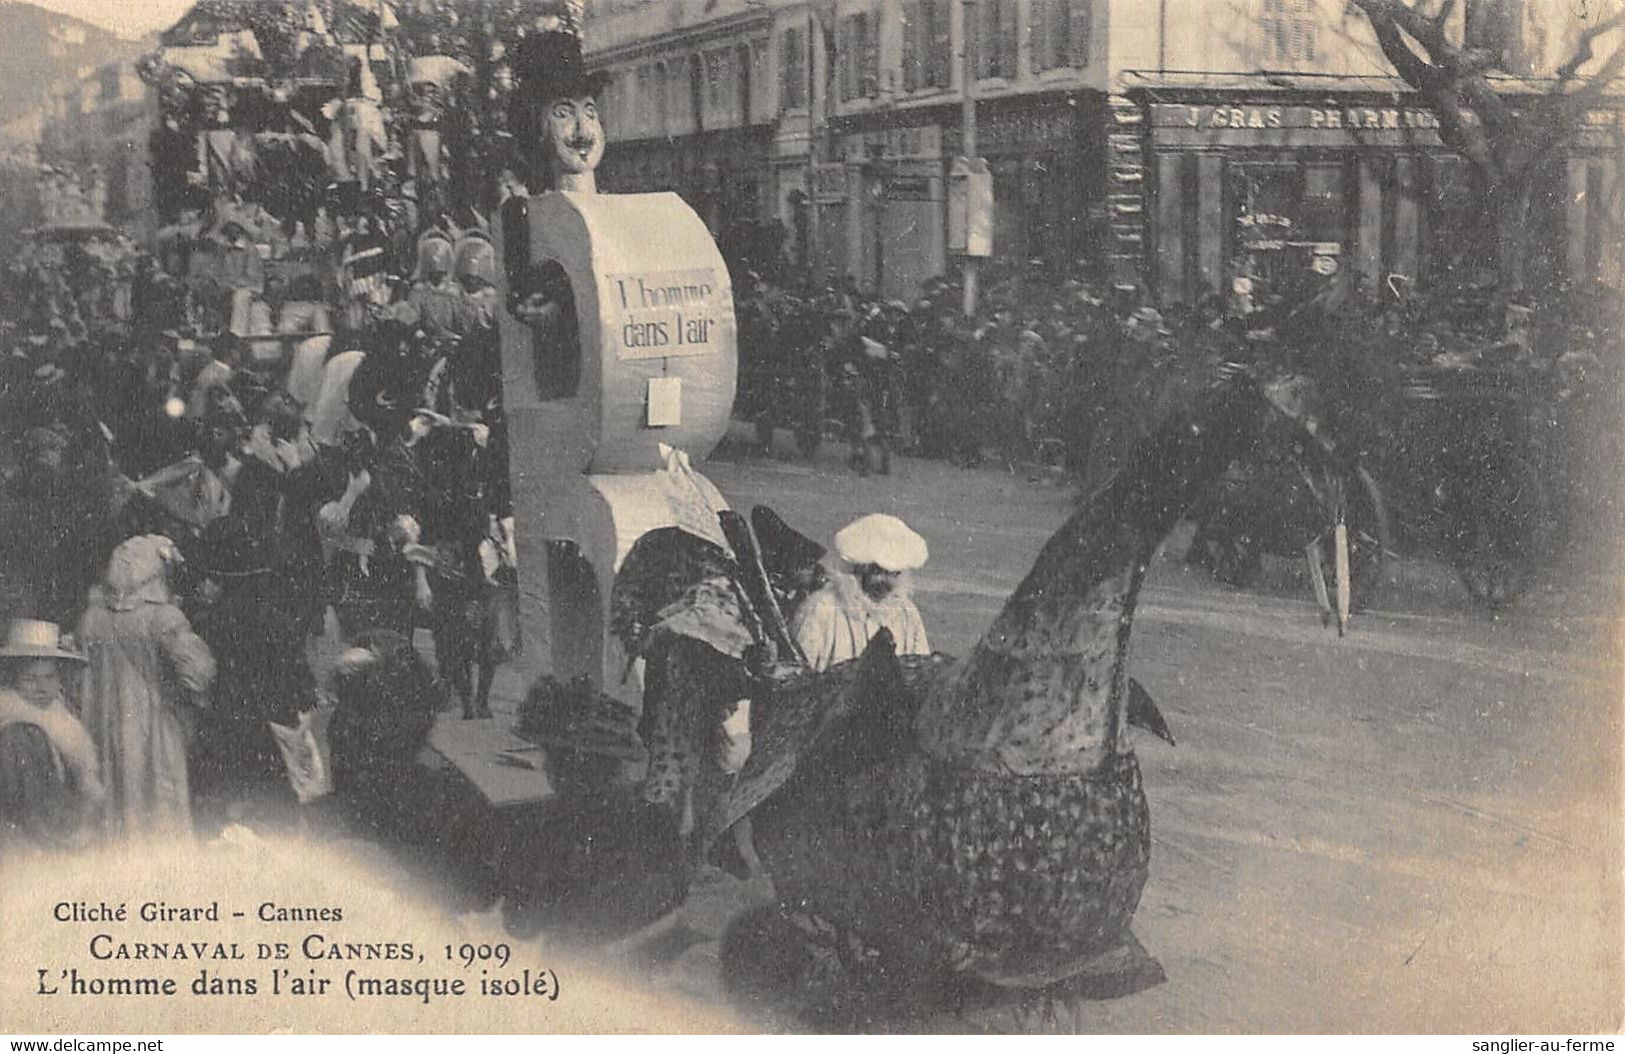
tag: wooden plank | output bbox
[1603,160,1623,287]
[1197,154,1224,297]
[1567,156,1590,282]
[1358,157,1383,297]
[1157,153,1186,305]
[1392,156,1420,285]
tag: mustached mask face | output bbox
[858,565,900,601]
[542,95,603,177]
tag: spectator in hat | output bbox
[453,230,500,330]
[0,618,104,852]
[407,231,475,338]
[79,535,215,837]
[790,513,930,671]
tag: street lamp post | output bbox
[806,8,819,276]
[960,0,978,317]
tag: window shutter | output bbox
[1030,0,1048,73]
[862,11,879,97]
[929,0,951,87]
[902,0,919,91]
[1296,0,1317,62]
[998,0,1018,77]
[796,28,807,107]
[1053,0,1070,70]
[922,0,938,87]
[839,16,854,101]
[1263,0,1287,62]
[1068,0,1091,67]
[965,0,981,79]
[779,31,791,108]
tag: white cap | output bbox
[833,514,928,572]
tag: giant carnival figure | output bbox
[491,27,776,929]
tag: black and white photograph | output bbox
[0,0,1620,1036]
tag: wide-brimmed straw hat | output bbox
[833,514,929,572]
[0,619,86,665]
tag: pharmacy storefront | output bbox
[1118,73,1623,305]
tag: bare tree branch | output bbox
[1352,0,1446,87]
[1345,0,1623,287]
[1432,81,1502,173]
[1432,0,1457,33]
[1512,38,1625,174]
[1554,8,1625,87]
[1456,65,1517,146]
[1356,0,1458,66]
[1352,0,1510,167]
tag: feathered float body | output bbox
[719,377,1300,988]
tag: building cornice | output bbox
[587,7,773,67]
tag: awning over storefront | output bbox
[1114,73,1624,305]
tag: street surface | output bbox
[609,437,1622,1033]
[371,430,1625,1033]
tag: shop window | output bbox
[1259,0,1318,65]
[1229,159,1351,296]
[902,0,951,91]
[1425,154,1480,287]
[1030,0,1092,73]
[975,0,1018,81]
[1301,162,1348,244]
[780,26,807,109]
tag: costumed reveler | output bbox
[0,620,104,853]
[79,535,215,838]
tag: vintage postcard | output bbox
[0,0,1619,1036]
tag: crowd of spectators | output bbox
[0,196,514,853]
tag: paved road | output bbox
[647,445,1623,1032]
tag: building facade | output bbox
[587,1,779,268]
[584,0,1623,301]
[37,59,157,240]
[1109,0,1622,304]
